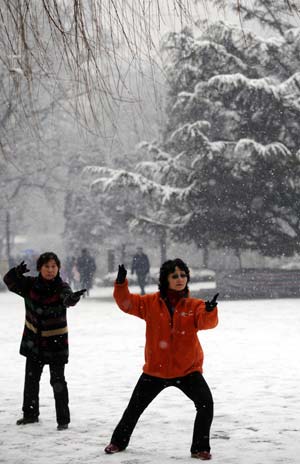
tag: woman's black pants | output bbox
[110,371,213,453]
[22,357,70,425]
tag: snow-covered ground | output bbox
[0,287,299,464]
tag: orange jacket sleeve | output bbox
[193,299,218,330]
[113,280,148,320]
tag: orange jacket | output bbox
[113,280,218,379]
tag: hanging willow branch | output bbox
[0,0,299,132]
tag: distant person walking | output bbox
[104,258,219,460]
[131,247,150,295]
[64,256,78,288]
[77,248,96,296]
[3,252,86,430]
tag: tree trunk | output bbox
[236,248,243,269]
[160,228,167,264]
[203,246,209,268]
[6,211,12,267]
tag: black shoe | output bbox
[57,424,68,431]
[16,417,39,425]
[104,443,124,454]
[191,451,212,460]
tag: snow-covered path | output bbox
[0,290,299,464]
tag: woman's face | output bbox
[167,266,188,291]
[40,259,59,280]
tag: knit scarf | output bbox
[165,288,187,315]
[32,273,63,298]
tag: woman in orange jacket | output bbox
[104,258,219,460]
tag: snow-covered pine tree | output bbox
[211,0,298,36]
[151,19,300,259]
[82,16,300,264]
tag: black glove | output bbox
[15,261,30,277]
[71,289,87,300]
[205,293,219,312]
[116,264,127,284]
[63,289,87,306]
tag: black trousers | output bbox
[111,371,213,453]
[137,273,147,295]
[22,358,70,425]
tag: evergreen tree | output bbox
[212,0,298,36]
[154,21,300,258]
[82,18,300,262]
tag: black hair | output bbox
[36,252,61,271]
[158,258,190,296]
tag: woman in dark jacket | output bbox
[3,252,86,430]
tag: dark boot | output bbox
[191,451,212,460]
[16,417,39,425]
[57,424,68,431]
[104,443,124,454]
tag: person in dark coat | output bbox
[131,247,150,295]
[3,251,86,430]
[77,248,97,296]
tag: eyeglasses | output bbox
[170,273,188,279]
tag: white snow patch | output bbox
[0,290,299,464]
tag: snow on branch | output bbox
[136,158,190,181]
[208,73,280,107]
[164,32,248,86]
[192,39,247,73]
[169,120,211,150]
[202,20,284,55]
[191,141,226,169]
[201,21,258,51]
[130,215,170,230]
[279,72,300,111]
[83,165,184,205]
[233,138,291,164]
[274,217,298,238]
[171,91,196,114]
[209,73,276,94]
[135,142,192,186]
[136,141,170,161]
[130,209,194,233]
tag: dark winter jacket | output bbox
[131,253,150,276]
[77,252,96,288]
[3,268,80,364]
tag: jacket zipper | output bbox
[160,298,174,377]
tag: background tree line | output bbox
[79,0,300,267]
[1,0,300,270]
[0,0,165,262]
